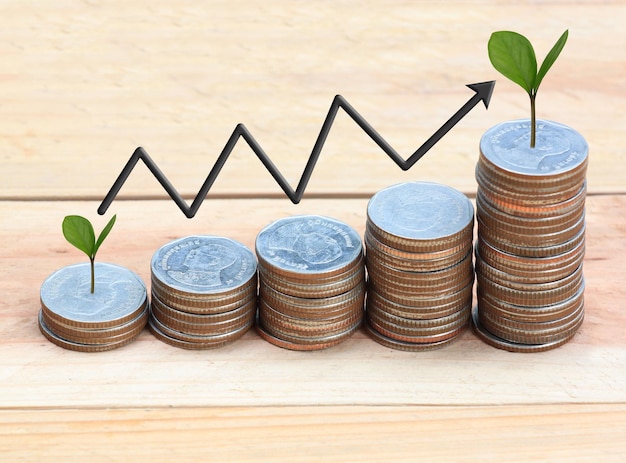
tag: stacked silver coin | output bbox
[39,263,148,352]
[255,215,365,350]
[149,235,258,349]
[473,120,588,352]
[365,182,475,351]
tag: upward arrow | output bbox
[98,80,495,218]
[396,80,495,169]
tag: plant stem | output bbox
[530,92,536,148]
[90,257,95,294]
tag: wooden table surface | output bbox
[1,1,625,461]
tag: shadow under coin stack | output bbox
[39,263,148,352]
[473,120,588,352]
[365,182,475,351]
[255,215,365,350]
[149,235,258,349]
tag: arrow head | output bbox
[466,81,496,109]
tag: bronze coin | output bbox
[366,285,472,320]
[151,301,256,336]
[478,299,583,332]
[148,314,252,348]
[42,306,148,342]
[259,298,364,329]
[368,279,473,309]
[476,271,583,308]
[364,321,465,352]
[150,291,256,324]
[478,221,585,258]
[366,307,470,339]
[475,237,585,283]
[364,238,471,273]
[475,162,586,206]
[259,264,365,298]
[477,151,588,191]
[477,212,585,249]
[260,317,362,341]
[368,275,474,307]
[44,317,147,346]
[259,285,365,322]
[150,268,257,301]
[471,307,581,353]
[364,228,472,262]
[41,296,148,331]
[368,271,474,303]
[367,302,470,329]
[365,220,474,254]
[260,279,364,312]
[475,256,583,292]
[257,254,364,285]
[477,284,584,323]
[367,317,468,344]
[151,276,257,313]
[476,183,586,220]
[475,187,585,232]
[256,315,361,347]
[477,306,584,345]
[365,251,473,291]
[38,310,143,352]
[254,322,357,351]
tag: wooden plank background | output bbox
[1,196,625,409]
[1,1,624,201]
[1,1,625,461]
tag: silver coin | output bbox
[255,215,362,276]
[480,119,588,176]
[151,235,257,294]
[40,262,147,324]
[367,182,474,241]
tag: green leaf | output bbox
[94,214,116,256]
[488,31,537,95]
[535,29,568,92]
[62,215,95,258]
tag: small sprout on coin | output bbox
[62,214,116,294]
[488,29,568,148]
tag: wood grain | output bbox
[2,404,625,462]
[1,1,624,200]
[1,196,624,410]
[1,1,625,461]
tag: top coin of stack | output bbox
[255,215,365,350]
[149,235,258,349]
[39,262,148,352]
[365,182,475,351]
[473,119,588,352]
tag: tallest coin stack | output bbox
[473,120,588,352]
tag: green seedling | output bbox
[488,29,568,148]
[62,214,116,294]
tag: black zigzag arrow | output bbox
[98,81,495,218]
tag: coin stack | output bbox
[148,235,258,349]
[364,182,475,351]
[255,215,365,350]
[473,120,588,352]
[39,262,148,352]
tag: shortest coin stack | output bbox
[365,182,475,351]
[149,235,258,349]
[39,262,148,352]
[255,215,366,350]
